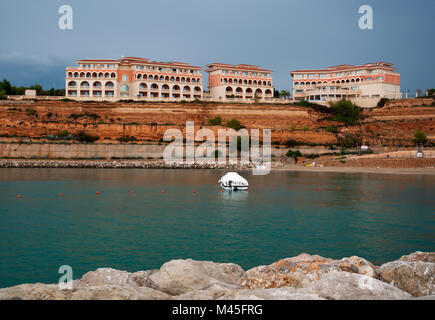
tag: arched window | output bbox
[81,81,89,87]
[181,77,186,83]
[165,76,169,81]
[68,81,77,87]
[148,75,153,80]
[223,78,228,83]
[98,73,103,78]
[183,86,191,92]
[105,82,114,88]
[255,88,262,95]
[73,72,79,78]
[159,76,164,81]
[154,75,158,80]
[295,82,299,86]
[191,78,196,83]
[151,83,158,89]
[86,72,91,78]
[194,86,201,93]
[265,89,272,95]
[162,84,169,90]
[170,76,175,81]
[137,74,143,79]
[225,86,233,92]
[67,72,73,78]
[111,73,116,78]
[91,73,97,78]
[186,78,191,83]
[104,73,110,78]
[176,77,180,82]
[80,72,85,78]
[246,88,253,94]
[229,79,233,84]
[173,85,180,91]
[248,80,252,85]
[120,84,129,92]
[93,81,102,87]
[139,83,147,89]
[243,80,247,85]
[253,80,257,85]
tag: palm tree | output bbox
[280,90,290,99]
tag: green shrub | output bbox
[0,91,7,100]
[297,100,311,107]
[271,141,281,146]
[302,126,310,132]
[331,99,361,126]
[286,149,302,158]
[226,118,243,131]
[284,139,299,147]
[377,98,389,107]
[325,125,338,133]
[76,131,99,143]
[208,116,222,126]
[117,135,137,143]
[337,134,362,149]
[413,130,427,145]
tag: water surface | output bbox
[0,168,434,288]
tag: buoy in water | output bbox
[131,190,135,194]
[17,195,21,198]
[96,191,99,195]
[193,190,196,193]
[161,190,165,194]
[338,186,341,190]
[59,193,63,197]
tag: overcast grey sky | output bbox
[0,0,434,92]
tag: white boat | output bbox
[218,172,249,191]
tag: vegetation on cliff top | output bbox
[413,130,428,145]
[331,99,361,126]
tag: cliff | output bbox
[0,98,433,148]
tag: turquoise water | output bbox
[0,168,434,288]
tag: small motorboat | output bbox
[218,172,249,191]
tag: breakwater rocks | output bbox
[0,159,259,169]
[1,252,433,300]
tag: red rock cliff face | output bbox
[0,99,433,147]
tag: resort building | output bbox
[290,62,401,107]
[205,63,274,101]
[65,57,203,101]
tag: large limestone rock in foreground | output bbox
[377,251,435,297]
[240,253,377,289]
[222,273,410,300]
[148,259,244,296]
[0,252,432,300]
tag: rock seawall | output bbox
[0,252,433,300]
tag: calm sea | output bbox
[0,168,434,288]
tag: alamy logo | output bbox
[163,121,271,175]
[58,5,73,30]
[58,265,73,290]
[358,5,374,30]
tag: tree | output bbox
[280,90,290,99]
[331,99,361,126]
[208,116,222,126]
[413,130,427,145]
[0,79,12,95]
[226,118,243,131]
[29,84,43,94]
[274,89,280,98]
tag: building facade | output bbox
[290,62,401,105]
[205,63,274,101]
[66,57,203,101]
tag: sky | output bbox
[0,0,434,93]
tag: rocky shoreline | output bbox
[0,159,260,169]
[1,251,433,300]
